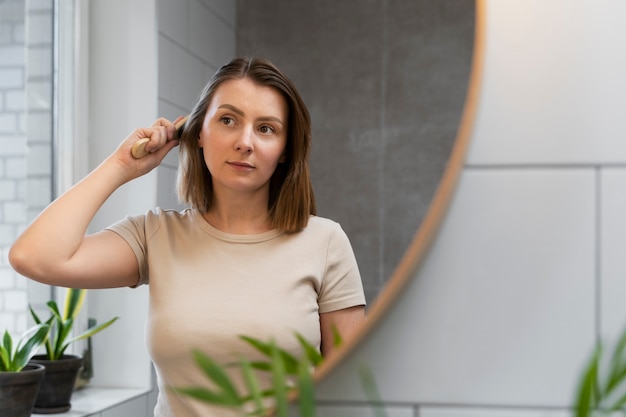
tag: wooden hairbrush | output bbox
[131,115,189,159]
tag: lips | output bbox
[228,161,254,169]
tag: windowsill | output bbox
[32,386,151,417]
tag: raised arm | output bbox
[9,118,181,289]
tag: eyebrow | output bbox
[218,104,284,125]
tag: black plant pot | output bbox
[0,363,46,417]
[29,354,84,414]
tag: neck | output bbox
[203,191,272,234]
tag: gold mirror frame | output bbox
[315,0,486,381]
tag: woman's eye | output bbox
[259,125,275,134]
[220,116,234,126]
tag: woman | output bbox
[10,57,365,416]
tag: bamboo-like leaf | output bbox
[241,335,299,374]
[0,333,11,372]
[295,333,323,367]
[297,354,316,417]
[270,340,288,417]
[2,330,11,358]
[192,350,242,406]
[249,361,272,372]
[0,345,10,371]
[53,318,73,360]
[63,288,86,320]
[47,300,62,320]
[332,325,343,349]
[605,326,626,398]
[172,387,242,407]
[575,344,601,417]
[28,290,116,361]
[239,356,265,415]
[11,324,50,371]
[29,306,54,358]
[607,388,626,413]
[64,317,119,348]
[358,364,388,417]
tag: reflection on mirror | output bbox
[237,0,475,304]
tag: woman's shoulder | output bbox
[301,215,346,237]
[116,207,197,232]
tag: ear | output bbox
[278,154,286,163]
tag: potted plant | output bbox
[29,288,118,414]
[0,323,50,417]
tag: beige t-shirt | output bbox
[107,208,365,417]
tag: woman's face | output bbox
[199,78,288,199]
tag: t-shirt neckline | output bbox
[191,209,284,243]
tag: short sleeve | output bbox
[318,224,366,313]
[105,214,150,287]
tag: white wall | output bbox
[316,1,626,416]
[84,0,236,396]
[87,0,158,389]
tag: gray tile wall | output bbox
[155,0,236,209]
[237,0,475,303]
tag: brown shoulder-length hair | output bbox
[177,57,316,233]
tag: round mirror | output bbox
[238,0,480,307]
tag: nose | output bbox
[234,127,253,153]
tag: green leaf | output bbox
[64,288,86,320]
[30,307,54,358]
[47,300,62,320]
[604,325,626,398]
[0,339,11,372]
[358,364,388,417]
[248,361,272,372]
[53,318,73,360]
[172,387,242,407]
[575,344,601,417]
[29,306,42,325]
[332,324,343,349]
[295,333,323,367]
[607,388,626,413]
[297,354,316,417]
[239,356,265,415]
[13,324,50,370]
[241,335,299,375]
[64,317,119,347]
[192,350,242,406]
[270,340,289,417]
[2,330,12,358]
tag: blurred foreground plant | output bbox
[575,324,626,417]
[173,333,322,417]
[174,330,389,417]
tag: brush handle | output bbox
[131,116,189,159]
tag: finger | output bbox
[130,126,167,159]
[151,117,174,128]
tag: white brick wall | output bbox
[0,0,26,334]
[0,0,53,334]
